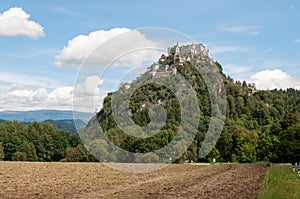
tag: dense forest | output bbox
[0,45,299,164]
[92,84,300,164]
[0,121,95,162]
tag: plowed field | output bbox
[0,162,267,198]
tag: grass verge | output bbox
[258,164,300,199]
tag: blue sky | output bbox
[0,0,300,112]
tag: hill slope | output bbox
[82,43,300,164]
[44,119,86,134]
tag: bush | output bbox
[13,152,27,161]
[135,153,159,163]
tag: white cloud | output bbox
[73,76,107,113]
[208,44,248,55]
[223,64,251,75]
[55,28,163,67]
[74,76,103,95]
[0,7,44,39]
[221,25,261,35]
[0,76,107,112]
[0,72,61,88]
[51,6,85,18]
[294,39,300,43]
[53,7,76,15]
[249,69,300,90]
[0,86,73,111]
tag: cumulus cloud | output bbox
[249,69,300,90]
[221,25,261,35]
[55,28,163,67]
[74,76,103,95]
[0,86,73,111]
[0,7,44,39]
[0,76,107,112]
[73,76,107,113]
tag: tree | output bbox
[88,139,112,162]
[12,152,27,161]
[0,120,77,162]
[19,141,38,161]
[135,153,159,163]
[3,136,22,160]
[278,125,300,165]
[65,144,90,162]
[257,131,279,162]
[49,130,72,161]
[233,129,258,163]
[0,142,4,160]
[280,112,300,130]
[207,147,220,163]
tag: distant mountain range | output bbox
[0,110,93,123]
[0,110,94,134]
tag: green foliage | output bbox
[257,131,279,162]
[207,147,220,163]
[135,153,160,163]
[0,121,82,162]
[12,152,27,161]
[278,124,300,165]
[280,112,300,130]
[65,144,90,162]
[19,141,38,161]
[43,119,86,134]
[0,142,4,160]
[233,129,258,163]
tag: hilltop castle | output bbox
[149,43,210,78]
[169,42,209,64]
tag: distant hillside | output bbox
[43,119,86,134]
[0,110,92,123]
[0,118,86,134]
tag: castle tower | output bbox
[175,41,180,54]
[179,56,185,65]
[199,44,205,52]
[167,48,171,56]
[190,43,196,58]
[153,63,159,70]
[165,65,169,72]
[187,56,191,62]
[172,66,177,75]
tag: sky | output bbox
[0,0,300,112]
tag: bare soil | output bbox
[0,162,267,199]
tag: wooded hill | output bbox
[85,44,300,164]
